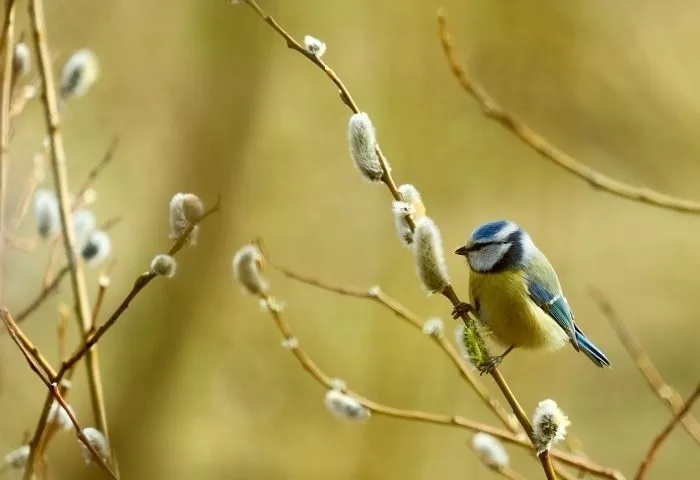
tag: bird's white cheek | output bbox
[468,244,510,272]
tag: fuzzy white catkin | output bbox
[13,43,31,77]
[233,244,268,296]
[472,433,510,469]
[392,184,426,247]
[72,208,97,247]
[60,49,100,99]
[80,427,110,465]
[169,192,203,243]
[532,399,570,454]
[80,230,112,267]
[348,113,384,182]
[398,184,425,217]
[324,389,370,422]
[3,445,30,470]
[392,201,414,247]
[303,35,326,57]
[48,400,73,431]
[33,189,60,239]
[422,317,444,337]
[150,254,177,278]
[413,216,450,293]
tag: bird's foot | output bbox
[477,356,503,375]
[451,302,473,320]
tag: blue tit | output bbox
[454,220,610,370]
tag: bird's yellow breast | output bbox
[469,269,568,350]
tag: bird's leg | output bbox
[451,302,473,319]
[478,345,516,375]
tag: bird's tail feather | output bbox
[575,330,610,368]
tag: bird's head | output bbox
[455,220,536,273]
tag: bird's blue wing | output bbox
[526,278,579,350]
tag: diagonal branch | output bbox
[436,11,700,215]
[634,383,700,480]
[15,197,218,479]
[29,0,110,441]
[0,308,117,479]
[57,197,220,380]
[0,0,17,303]
[590,289,700,446]
[241,2,563,478]
[256,293,624,480]
[263,252,520,433]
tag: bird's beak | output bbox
[455,245,470,256]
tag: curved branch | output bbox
[436,11,700,215]
[257,294,625,480]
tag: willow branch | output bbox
[634,383,700,480]
[264,255,520,433]
[436,11,700,215]
[242,0,400,200]
[9,156,42,231]
[0,0,16,294]
[11,198,217,478]
[43,138,119,285]
[13,219,121,326]
[55,198,220,380]
[71,136,119,210]
[590,289,700,446]
[256,294,623,480]
[242,2,562,478]
[0,308,117,479]
[29,0,110,439]
[15,265,69,322]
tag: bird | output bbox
[453,219,610,372]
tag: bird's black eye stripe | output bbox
[470,240,509,251]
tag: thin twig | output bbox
[256,295,624,480]
[498,467,530,480]
[436,11,700,215]
[18,196,219,477]
[264,249,585,479]
[57,198,221,379]
[0,308,117,479]
[441,283,559,479]
[16,264,69,322]
[29,0,110,441]
[242,2,558,478]
[263,255,519,432]
[634,383,700,480]
[242,0,401,201]
[57,303,69,362]
[12,219,121,326]
[0,0,16,304]
[590,289,700,446]
[9,148,44,230]
[71,136,119,210]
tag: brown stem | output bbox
[0,0,16,303]
[56,198,220,380]
[590,288,700,446]
[0,309,117,479]
[264,255,519,433]
[29,0,110,442]
[15,265,69,322]
[258,295,624,480]
[634,383,700,480]
[435,11,700,215]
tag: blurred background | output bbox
[1,0,699,478]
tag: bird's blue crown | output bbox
[470,220,517,242]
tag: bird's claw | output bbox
[451,302,473,320]
[477,356,503,375]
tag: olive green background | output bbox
[1,0,699,478]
